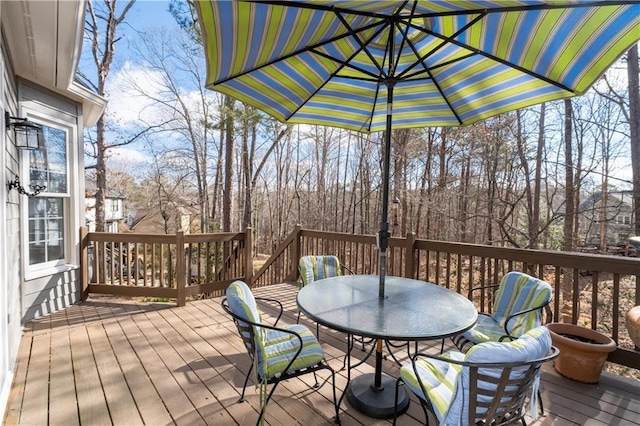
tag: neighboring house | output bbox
[578,190,636,247]
[125,205,199,234]
[85,177,125,233]
[1,1,106,419]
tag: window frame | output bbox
[20,110,80,280]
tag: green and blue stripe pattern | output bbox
[196,1,640,133]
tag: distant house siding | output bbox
[578,191,635,247]
[85,196,124,232]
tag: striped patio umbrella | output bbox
[195,1,640,297]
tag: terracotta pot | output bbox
[546,323,616,384]
[627,306,640,348]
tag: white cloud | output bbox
[107,146,150,167]
[105,61,170,127]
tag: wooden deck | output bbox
[4,283,640,425]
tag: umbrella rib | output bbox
[398,11,486,81]
[425,28,575,94]
[310,48,382,80]
[334,9,390,79]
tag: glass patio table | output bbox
[297,274,477,419]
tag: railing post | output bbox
[176,231,186,307]
[80,226,89,301]
[245,227,254,285]
[405,232,416,279]
[292,224,302,282]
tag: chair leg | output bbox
[256,378,281,426]
[537,389,544,415]
[240,362,254,402]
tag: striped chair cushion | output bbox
[402,327,551,425]
[460,272,552,345]
[298,255,342,285]
[226,281,264,349]
[459,314,509,344]
[492,272,552,337]
[226,281,324,380]
[455,326,551,422]
[259,324,325,379]
[399,351,464,421]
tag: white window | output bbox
[25,123,71,269]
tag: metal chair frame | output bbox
[393,347,559,426]
[222,295,341,425]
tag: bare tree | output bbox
[81,0,136,232]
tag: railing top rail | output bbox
[87,232,176,243]
[184,232,245,243]
[416,239,640,275]
[86,231,246,244]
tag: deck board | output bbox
[4,283,640,425]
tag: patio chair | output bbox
[393,326,558,426]
[297,255,371,364]
[222,280,340,426]
[452,271,553,352]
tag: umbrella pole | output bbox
[374,82,394,393]
[378,81,394,300]
[346,82,409,419]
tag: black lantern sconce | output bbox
[5,111,44,150]
[5,111,46,197]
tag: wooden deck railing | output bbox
[79,225,639,369]
[80,227,252,306]
[252,226,640,370]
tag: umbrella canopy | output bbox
[195,0,640,297]
[196,1,639,132]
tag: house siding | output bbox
[1,36,23,422]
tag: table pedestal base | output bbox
[346,373,409,419]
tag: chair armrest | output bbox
[341,263,354,275]
[503,300,551,338]
[255,296,284,326]
[468,283,500,298]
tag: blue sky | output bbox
[83,1,186,169]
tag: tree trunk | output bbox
[628,45,640,238]
[95,115,107,232]
[83,0,136,231]
[532,104,545,248]
[563,98,576,322]
[222,95,235,232]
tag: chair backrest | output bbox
[225,280,264,360]
[492,271,552,337]
[298,255,342,286]
[445,326,554,425]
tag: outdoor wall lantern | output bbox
[5,111,46,197]
[5,111,43,150]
